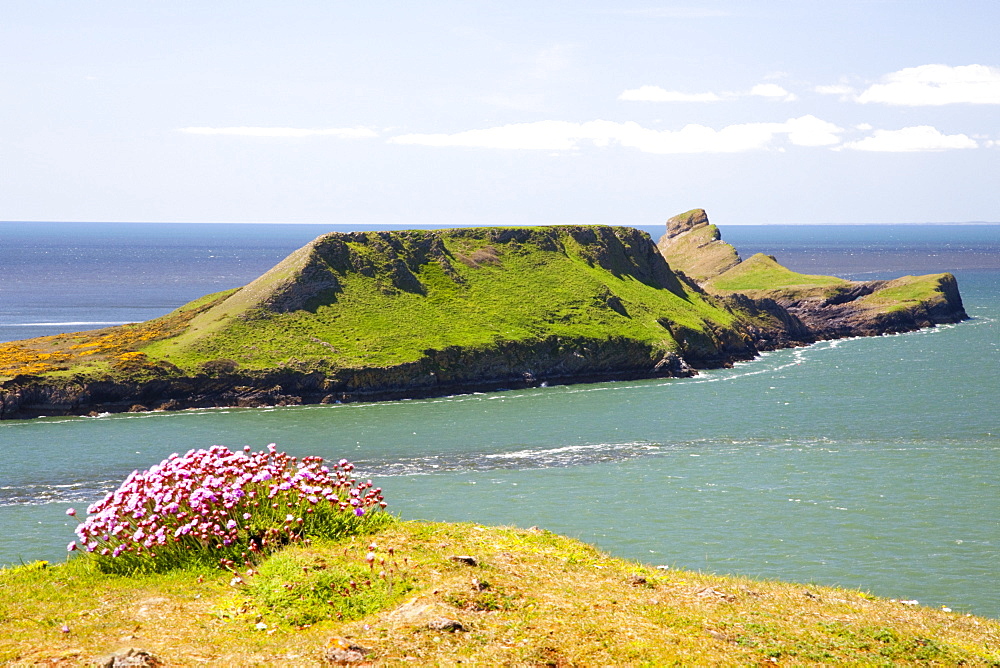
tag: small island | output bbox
[0,210,966,419]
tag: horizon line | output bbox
[1,220,998,227]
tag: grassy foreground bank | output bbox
[3,521,997,666]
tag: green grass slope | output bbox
[707,252,850,298]
[3,226,755,383]
[856,273,962,313]
[130,226,745,374]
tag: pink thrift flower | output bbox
[65,508,76,517]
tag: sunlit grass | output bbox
[857,274,952,312]
[142,227,735,372]
[708,252,849,294]
[3,522,998,665]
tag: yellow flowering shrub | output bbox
[1,293,226,378]
[0,343,70,376]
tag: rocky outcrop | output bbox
[776,273,966,339]
[658,212,968,343]
[657,209,742,282]
[664,209,711,239]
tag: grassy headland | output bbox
[0,218,967,417]
[1,227,737,381]
[139,226,733,373]
[3,521,997,666]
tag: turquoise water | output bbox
[0,224,997,618]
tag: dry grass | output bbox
[2,522,998,666]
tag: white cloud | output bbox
[178,126,379,138]
[621,82,798,102]
[750,83,797,101]
[780,115,841,146]
[815,84,856,102]
[389,116,843,154]
[840,126,978,152]
[390,121,582,151]
[618,86,722,102]
[856,64,1000,105]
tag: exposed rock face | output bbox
[657,210,742,282]
[775,273,966,339]
[665,209,710,239]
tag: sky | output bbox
[2,1,999,226]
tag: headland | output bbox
[0,211,967,419]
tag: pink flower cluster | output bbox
[68,444,386,569]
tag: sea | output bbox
[1,221,997,618]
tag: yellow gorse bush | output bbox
[0,343,70,376]
[0,308,201,378]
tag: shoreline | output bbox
[0,308,965,421]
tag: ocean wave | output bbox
[0,480,118,508]
[360,440,665,476]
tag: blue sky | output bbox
[3,1,998,225]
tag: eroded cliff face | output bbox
[0,218,969,419]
